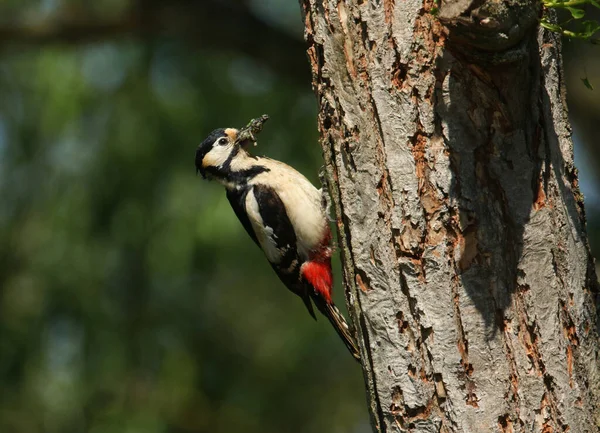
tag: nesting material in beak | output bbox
[235,114,269,149]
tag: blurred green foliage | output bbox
[0,2,599,433]
[0,2,367,433]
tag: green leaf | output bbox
[540,19,563,33]
[581,20,600,38]
[590,0,600,9]
[581,77,594,90]
[566,7,585,19]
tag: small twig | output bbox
[235,114,269,146]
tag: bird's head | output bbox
[196,127,251,180]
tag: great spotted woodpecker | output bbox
[196,127,360,361]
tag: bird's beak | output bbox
[226,127,252,150]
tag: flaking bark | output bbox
[299,1,600,432]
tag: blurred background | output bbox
[0,1,597,433]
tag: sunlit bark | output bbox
[300,1,600,431]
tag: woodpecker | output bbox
[196,126,360,361]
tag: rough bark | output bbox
[299,1,600,432]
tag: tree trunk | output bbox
[299,1,600,432]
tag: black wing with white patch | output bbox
[228,184,316,319]
[226,188,259,246]
[251,184,298,269]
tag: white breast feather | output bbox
[250,158,326,260]
[245,188,283,264]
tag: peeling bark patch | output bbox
[513,276,568,429]
[412,133,444,218]
[565,163,586,221]
[391,57,408,91]
[397,311,409,333]
[337,1,358,80]
[519,319,545,376]
[393,397,437,430]
[397,310,418,353]
[498,414,514,433]
[415,4,448,63]
[533,174,548,211]
[383,0,395,26]
[375,171,394,226]
[457,226,478,272]
[537,391,567,433]
[452,274,479,407]
[499,313,522,424]
[306,46,321,82]
[391,385,403,412]
[434,373,447,402]
[560,303,580,347]
[356,271,372,293]
[566,344,574,388]
[560,300,580,388]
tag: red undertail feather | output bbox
[303,260,361,361]
[300,230,360,361]
[301,229,334,303]
[301,261,333,304]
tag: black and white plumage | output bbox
[196,127,360,361]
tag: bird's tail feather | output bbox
[313,296,361,362]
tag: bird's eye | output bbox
[218,138,228,145]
